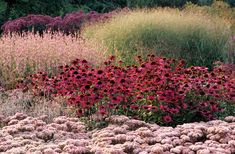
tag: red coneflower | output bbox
[150,106,158,112]
[147,95,155,101]
[163,115,172,123]
[141,105,150,110]
[130,105,139,110]
[109,55,115,60]
[97,70,103,75]
[169,108,179,114]
[76,108,83,117]
[82,59,87,64]
[182,103,188,109]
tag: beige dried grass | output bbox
[0,90,76,123]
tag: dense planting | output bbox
[83,9,231,68]
[18,55,235,126]
[0,1,235,153]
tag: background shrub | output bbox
[126,0,187,8]
[1,11,113,35]
[196,0,213,5]
[225,0,235,6]
[0,0,234,34]
[83,8,231,68]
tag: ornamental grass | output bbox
[0,32,107,89]
[83,8,232,68]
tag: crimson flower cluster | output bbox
[1,11,113,35]
[18,55,235,125]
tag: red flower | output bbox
[147,95,155,101]
[150,106,158,112]
[182,103,188,109]
[99,105,107,116]
[25,55,233,124]
[76,109,83,117]
[109,55,115,60]
[141,105,150,110]
[82,59,87,64]
[81,101,93,109]
[169,108,179,114]
[97,70,103,75]
[110,96,122,105]
[163,115,172,123]
[130,105,139,110]
[160,105,168,112]
[210,104,218,112]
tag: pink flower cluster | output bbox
[0,113,235,153]
[18,55,235,125]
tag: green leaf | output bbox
[0,0,7,14]
[17,0,29,2]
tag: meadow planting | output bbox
[0,4,235,154]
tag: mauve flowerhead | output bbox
[2,10,113,35]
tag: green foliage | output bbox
[0,0,7,13]
[125,0,214,8]
[126,0,186,8]
[225,0,235,6]
[0,0,7,33]
[197,0,213,5]
[80,116,109,131]
[71,0,126,13]
[83,9,231,68]
[216,101,235,120]
[6,0,78,19]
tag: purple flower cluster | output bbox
[1,11,113,35]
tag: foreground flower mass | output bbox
[0,113,235,154]
[18,55,235,126]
